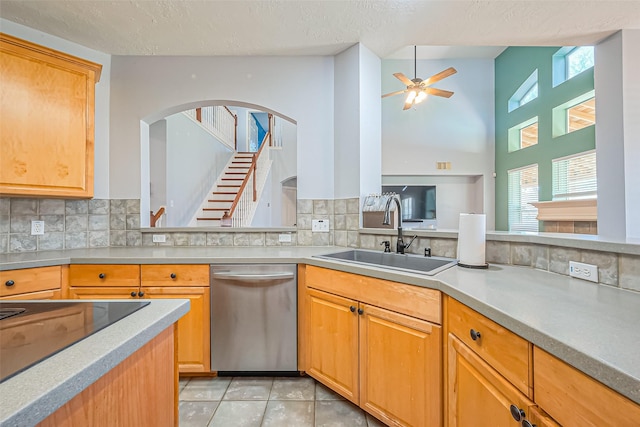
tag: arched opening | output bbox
[141,100,297,228]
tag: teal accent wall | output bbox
[494,47,595,230]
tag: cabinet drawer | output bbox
[69,265,140,287]
[447,297,531,396]
[140,264,209,287]
[534,346,640,426]
[0,266,61,297]
[306,266,441,324]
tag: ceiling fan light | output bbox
[406,90,417,104]
[415,91,427,104]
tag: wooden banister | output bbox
[227,132,270,218]
[150,207,165,227]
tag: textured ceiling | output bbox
[0,1,639,57]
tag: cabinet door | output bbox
[360,303,442,427]
[447,334,536,427]
[143,286,211,373]
[0,34,101,198]
[306,288,359,403]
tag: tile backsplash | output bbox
[0,197,142,252]
[1,196,639,293]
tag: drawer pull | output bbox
[170,273,177,279]
[130,291,137,297]
[522,421,535,427]
[5,280,15,287]
[358,308,364,315]
[509,404,525,421]
[98,273,106,279]
[350,306,356,313]
[470,329,481,341]
[138,291,145,297]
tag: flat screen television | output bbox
[381,185,436,221]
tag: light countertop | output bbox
[1,246,639,407]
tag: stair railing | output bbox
[184,106,237,150]
[150,206,166,227]
[227,132,271,226]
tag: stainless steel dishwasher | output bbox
[210,264,297,374]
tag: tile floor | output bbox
[179,376,388,427]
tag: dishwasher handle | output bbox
[212,271,295,281]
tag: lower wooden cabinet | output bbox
[143,286,210,373]
[306,289,359,402]
[0,266,63,299]
[305,271,442,427]
[534,346,640,427]
[447,334,535,427]
[360,303,441,427]
[68,264,211,374]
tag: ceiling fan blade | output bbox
[424,87,454,98]
[423,67,457,86]
[382,89,408,98]
[393,72,414,87]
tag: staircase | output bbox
[195,152,256,226]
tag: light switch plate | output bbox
[152,234,166,243]
[278,233,292,243]
[312,219,330,232]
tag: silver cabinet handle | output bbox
[212,272,295,281]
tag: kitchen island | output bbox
[0,299,189,427]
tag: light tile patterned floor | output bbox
[179,376,388,427]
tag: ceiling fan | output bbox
[382,46,457,110]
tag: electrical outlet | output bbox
[31,220,44,235]
[569,261,598,283]
[312,219,330,232]
[278,233,292,243]
[152,234,166,243]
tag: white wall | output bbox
[622,30,640,239]
[334,43,382,204]
[1,19,112,198]
[149,120,167,212]
[164,113,233,227]
[333,45,360,198]
[359,44,383,199]
[595,32,626,239]
[109,55,334,200]
[381,58,496,229]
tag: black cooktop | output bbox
[0,301,149,383]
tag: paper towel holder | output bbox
[457,261,489,269]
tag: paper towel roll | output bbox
[457,213,487,267]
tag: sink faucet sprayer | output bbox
[382,194,416,254]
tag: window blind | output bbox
[507,165,539,232]
[552,151,597,200]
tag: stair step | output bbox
[218,185,241,188]
[205,202,234,208]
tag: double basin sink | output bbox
[314,249,457,276]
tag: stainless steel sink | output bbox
[314,249,457,276]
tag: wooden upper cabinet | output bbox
[0,33,102,198]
